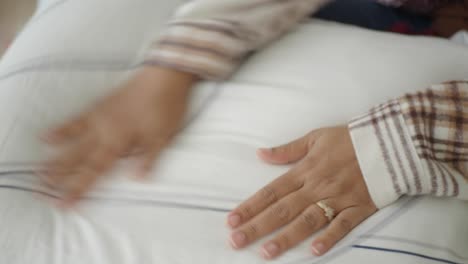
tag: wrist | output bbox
[132,66,199,98]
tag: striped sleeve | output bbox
[145,0,330,80]
[349,81,468,208]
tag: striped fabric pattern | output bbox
[145,0,330,80]
[349,81,468,208]
[145,0,463,80]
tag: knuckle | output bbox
[322,177,337,187]
[101,135,126,152]
[305,151,320,164]
[70,176,96,195]
[88,157,106,172]
[338,219,353,233]
[84,158,107,175]
[300,210,319,229]
[287,175,305,190]
[240,206,254,219]
[270,203,291,222]
[245,223,259,238]
[93,146,119,167]
[276,234,291,249]
[66,181,84,194]
[260,186,278,204]
[101,144,120,158]
[72,185,85,196]
[283,143,294,154]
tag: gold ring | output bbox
[316,200,336,222]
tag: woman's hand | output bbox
[42,66,198,207]
[226,126,377,260]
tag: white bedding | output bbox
[0,1,467,264]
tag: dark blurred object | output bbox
[432,1,468,37]
[314,0,434,35]
[314,0,468,37]
[402,0,444,14]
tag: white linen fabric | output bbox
[0,1,467,264]
[451,30,468,46]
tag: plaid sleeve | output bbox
[349,81,468,208]
[144,0,329,80]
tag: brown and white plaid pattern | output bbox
[145,0,329,80]
[350,81,468,208]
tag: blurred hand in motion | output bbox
[226,126,377,259]
[42,66,198,207]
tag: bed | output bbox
[0,0,467,263]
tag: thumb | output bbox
[257,133,312,165]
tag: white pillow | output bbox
[0,1,467,264]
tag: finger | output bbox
[44,116,88,144]
[135,140,166,179]
[60,145,119,207]
[44,135,95,186]
[260,199,341,260]
[257,132,316,165]
[58,170,99,208]
[311,207,373,256]
[227,168,304,229]
[229,190,311,250]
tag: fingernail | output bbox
[261,242,280,259]
[227,214,241,228]
[230,231,247,249]
[311,242,325,256]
